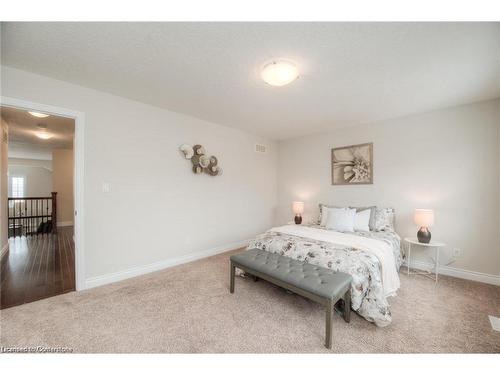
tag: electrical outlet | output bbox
[453,248,461,258]
[102,182,111,193]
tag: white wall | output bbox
[7,158,53,170]
[52,149,74,224]
[4,64,497,283]
[276,99,500,276]
[8,159,53,197]
[1,66,278,281]
[8,142,53,160]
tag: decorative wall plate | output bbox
[180,144,194,159]
[193,144,205,156]
[207,165,219,176]
[191,154,201,166]
[199,155,210,168]
[180,144,221,177]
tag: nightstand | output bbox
[403,237,446,282]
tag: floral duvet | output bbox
[246,226,403,327]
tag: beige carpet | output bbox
[1,249,499,353]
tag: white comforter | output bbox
[270,225,400,297]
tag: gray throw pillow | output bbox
[373,207,396,232]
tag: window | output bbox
[11,176,25,198]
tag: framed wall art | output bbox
[331,142,373,185]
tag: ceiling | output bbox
[1,22,499,140]
[1,106,75,159]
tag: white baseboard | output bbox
[57,221,74,227]
[0,243,8,259]
[404,259,500,286]
[84,239,250,290]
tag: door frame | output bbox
[1,96,86,291]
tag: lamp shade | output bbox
[292,201,304,215]
[414,209,434,227]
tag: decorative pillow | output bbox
[318,203,337,226]
[373,207,396,231]
[353,209,371,232]
[320,209,329,227]
[319,204,377,230]
[352,206,377,231]
[325,207,356,232]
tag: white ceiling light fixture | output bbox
[35,124,53,140]
[261,60,299,87]
[28,111,50,118]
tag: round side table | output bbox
[403,237,446,282]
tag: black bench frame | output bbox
[230,259,351,349]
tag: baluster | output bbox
[24,200,27,237]
[16,203,18,237]
[16,201,19,237]
[51,192,57,234]
[36,200,38,233]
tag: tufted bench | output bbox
[230,248,352,349]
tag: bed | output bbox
[246,218,403,327]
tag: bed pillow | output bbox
[320,209,328,227]
[319,204,376,230]
[353,209,371,232]
[351,206,377,231]
[325,207,356,232]
[373,207,396,231]
[319,204,337,226]
[318,203,337,226]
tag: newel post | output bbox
[51,192,58,233]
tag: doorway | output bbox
[0,98,84,308]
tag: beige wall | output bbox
[1,66,278,282]
[0,118,8,254]
[52,149,74,224]
[276,99,500,276]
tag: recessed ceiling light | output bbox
[36,132,53,140]
[261,60,299,87]
[35,124,53,140]
[28,111,50,118]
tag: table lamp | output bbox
[292,201,304,225]
[414,209,434,243]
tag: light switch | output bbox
[102,182,111,193]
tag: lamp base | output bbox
[294,215,302,225]
[417,227,431,243]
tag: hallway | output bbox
[1,226,75,309]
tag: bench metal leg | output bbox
[343,290,351,323]
[230,262,235,293]
[325,300,333,349]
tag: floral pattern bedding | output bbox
[246,226,403,327]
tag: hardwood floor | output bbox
[0,226,75,309]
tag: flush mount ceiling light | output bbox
[35,124,53,140]
[261,60,299,87]
[28,111,50,118]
